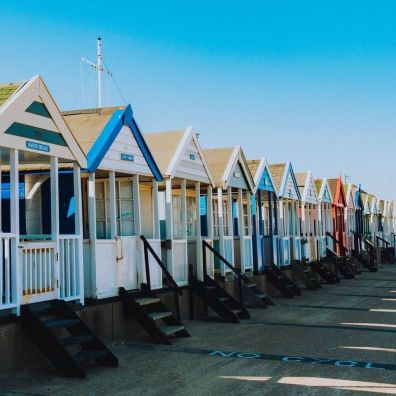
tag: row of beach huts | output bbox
[0,76,394,377]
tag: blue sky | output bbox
[1,1,395,198]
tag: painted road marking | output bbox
[125,343,396,372]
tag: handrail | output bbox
[141,235,182,295]
[202,240,248,281]
[326,232,349,255]
[140,235,182,321]
[391,232,396,246]
[317,238,340,259]
[202,240,245,309]
[316,238,339,278]
[351,230,375,249]
[375,233,390,247]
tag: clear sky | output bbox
[1,1,395,198]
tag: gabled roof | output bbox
[63,105,162,180]
[269,162,300,200]
[296,171,318,204]
[247,158,277,195]
[314,178,333,203]
[0,82,23,107]
[368,194,377,214]
[343,183,355,209]
[203,146,254,191]
[0,76,85,166]
[145,127,214,185]
[328,177,346,207]
[353,186,364,210]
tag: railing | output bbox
[391,232,396,247]
[351,230,376,267]
[59,235,81,300]
[141,235,182,321]
[326,232,348,256]
[202,239,246,310]
[316,238,339,278]
[375,234,390,248]
[20,241,56,297]
[0,233,17,310]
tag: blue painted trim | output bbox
[124,105,163,182]
[86,104,162,181]
[280,163,301,200]
[87,109,124,172]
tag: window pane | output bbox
[121,220,134,236]
[120,201,133,219]
[96,221,106,239]
[95,182,104,199]
[96,201,105,219]
[119,181,133,199]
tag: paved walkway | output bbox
[3,264,396,395]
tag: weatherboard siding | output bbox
[229,162,249,189]
[305,177,317,204]
[283,169,299,200]
[99,125,154,176]
[174,138,210,183]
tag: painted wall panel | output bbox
[229,162,249,189]
[99,125,154,176]
[174,138,211,183]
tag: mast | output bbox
[81,36,106,108]
[97,37,103,108]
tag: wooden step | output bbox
[159,325,185,335]
[148,311,173,320]
[135,297,161,306]
[44,318,80,329]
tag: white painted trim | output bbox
[251,157,278,196]
[318,177,334,204]
[73,164,84,304]
[300,170,318,204]
[88,173,97,297]
[222,146,255,192]
[109,171,117,239]
[50,156,60,300]
[166,126,215,186]
[10,149,20,312]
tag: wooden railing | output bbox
[141,235,182,321]
[202,239,246,310]
[59,235,81,300]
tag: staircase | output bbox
[345,256,361,275]
[311,260,339,284]
[21,300,118,378]
[291,260,322,290]
[336,257,355,279]
[242,277,274,307]
[265,264,301,298]
[351,231,378,272]
[191,275,250,323]
[355,252,378,272]
[123,235,190,344]
[119,287,190,344]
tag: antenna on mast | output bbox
[81,36,110,108]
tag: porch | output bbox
[0,147,83,314]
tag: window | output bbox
[242,201,249,236]
[213,197,230,237]
[95,179,135,239]
[117,181,134,236]
[172,194,183,238]
[186,196,196,237]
